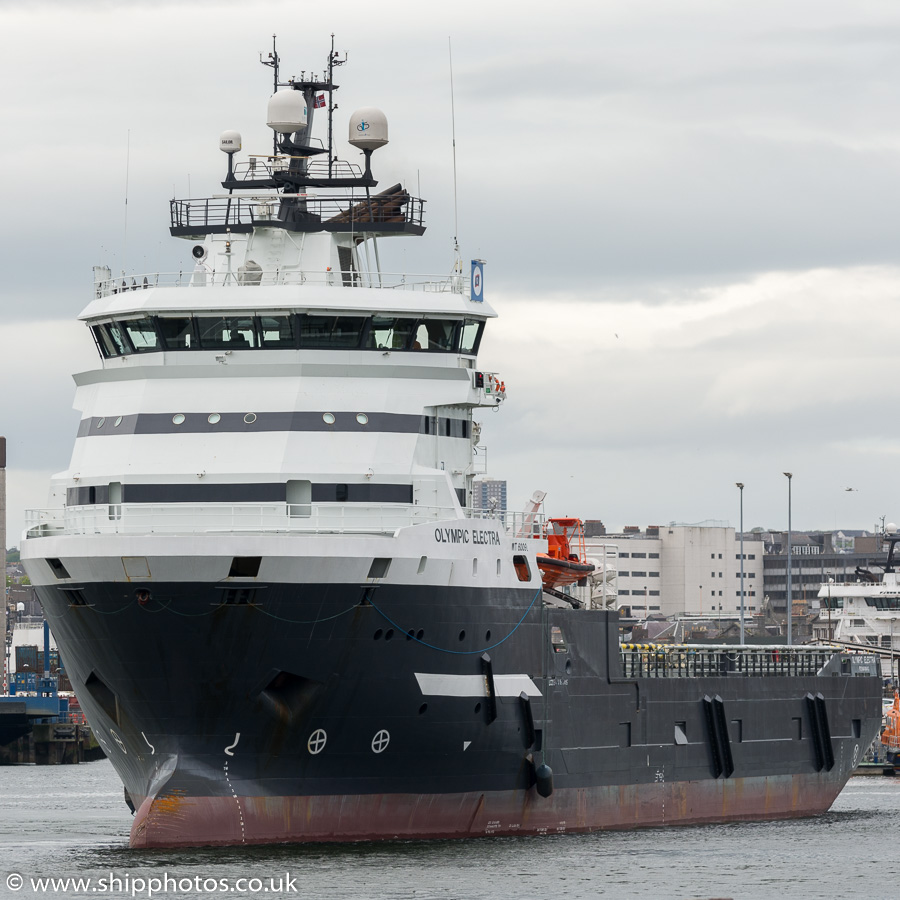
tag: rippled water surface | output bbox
[1,760,899,899]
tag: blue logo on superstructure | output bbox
[357,120,370,132]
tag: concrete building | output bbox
[759,530,886,621]
[584,523,764,619]
[473,478,507,513]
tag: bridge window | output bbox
[157,317,195,349]
[364,316,418,350]
[122,317,161,352]
[93,324,127,357]
[259,315,295,348]
[460,319,484,355]
[88,313,487,357]
[414,319,457,351]
[196,316,257,349]
[300,315,365,348]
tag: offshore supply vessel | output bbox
[21,45,883,848]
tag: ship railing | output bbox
[620,643,849,678]
[169,194,425,234]
[93,269,467,297]
[24,504,545,538]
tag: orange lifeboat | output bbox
[882,691,900,768]
[536,517,595,590]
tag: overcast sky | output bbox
[2,0,900,543]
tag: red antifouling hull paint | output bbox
[130,774,843,849]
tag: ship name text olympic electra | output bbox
[434,527,502,546]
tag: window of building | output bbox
[632,552,646,558]
[632,571,646,577]
[620,571,630,577]
[649,572,659,577]
[619,552,630,558]
[649,553,659,559]
[619,590,630,596]
[649,591,660,597]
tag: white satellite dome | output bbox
[219,130,242,154]
[348,107,389,151]
[267,90,308,134]
[887,522,898,534]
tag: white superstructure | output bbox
[21,49,544,611]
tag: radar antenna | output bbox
[327,33,347,178]
[260,35,280,155]
[448,37,462,283]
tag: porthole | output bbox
[322,412,336,425]
[416,629,424,640]
[474,702,482,714]
[113,416,123,427]
[243,413,257,424]
[373,629,383,641]
[356,413,368,425]
[406,629,415,641]
[419,703,428,715]
[172,414,185,425]
[485,630,492,641]
[208,413,221,425]
[458,630,466,642]
[385,629,394,641]
[565,659,573,675]
[96,417,106,428]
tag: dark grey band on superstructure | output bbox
[67,482,414,505]
[76,412,469,439]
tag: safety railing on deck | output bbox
[93,269,467,298]
[24,503,545,539]
[620,644,836,678]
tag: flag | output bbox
[315,93,326,109]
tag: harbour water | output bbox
[1,759,898,899]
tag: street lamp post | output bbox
[736,483,745,644]
[784,472,793,647]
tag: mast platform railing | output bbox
[169,194,425,235]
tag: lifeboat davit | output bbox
[536,517,595,590]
